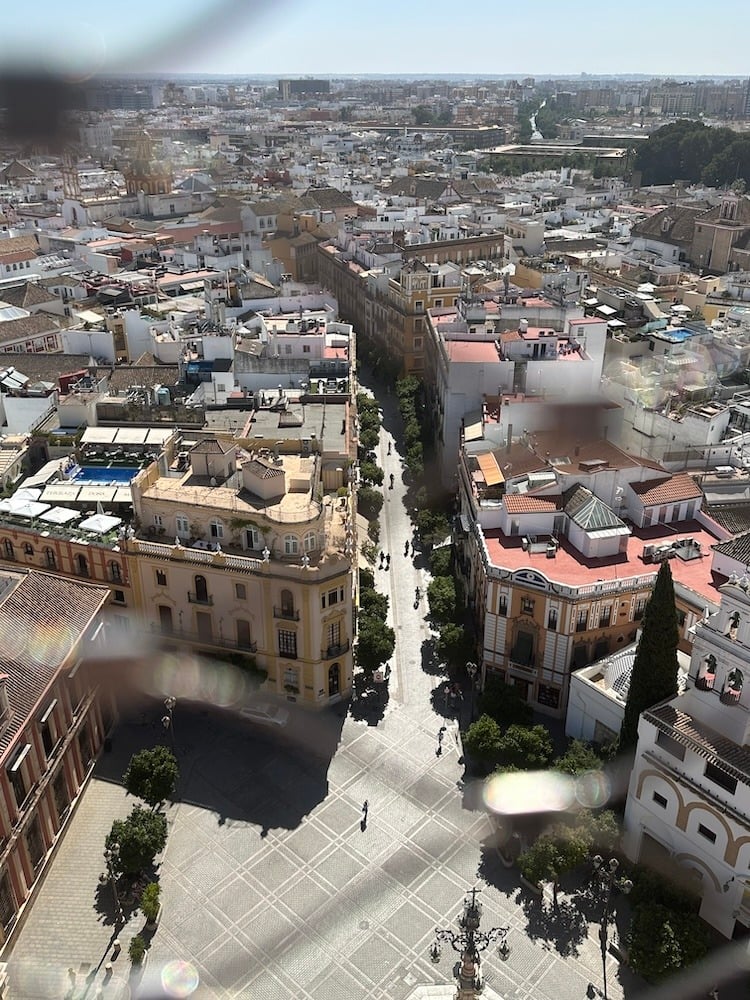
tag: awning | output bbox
[81,427,117,444]
[477,451,504,486]
[115,428,149,445]
[39,506,81,525]
[596,304,617,317]
[76,486,117,503]
[113,487,133,504]
[79,513,122,534]
[40,484,81,503]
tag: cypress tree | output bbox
[620,562,680,749]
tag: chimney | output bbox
[506,423,513,451]
[574,442,581,457]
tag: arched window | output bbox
[303,531,317,552]
[280,589,294,616]
[23,543,33,556]
[3,539,14,561]
[44,547,56,569]
[721,668,743,706]
[284,534,298,555]
[108,561,122,583]
[76,554,88,578]
[696,654,717,692]
[194,575,208,603]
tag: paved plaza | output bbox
[6,382,636,999]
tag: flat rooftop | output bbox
[484,519,724,606]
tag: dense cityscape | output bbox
[0,50,749,1000]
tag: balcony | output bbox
[187,591,213,606]
[321,640,350,660]
[150,624,256,654]
[274,607,300,621]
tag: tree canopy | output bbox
[620,562,680,749]
[123,746,178,809]
[634,119,750,187]
[478,676,533,729]
[105,807,168,876]
[627,902,710,982]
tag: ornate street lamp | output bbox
[588,856,632,1000]
[430,887,510,999]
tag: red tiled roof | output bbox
[503,494,562,514]
[630,472,702,506]
[0,571,109,758]
[445,340,499,363]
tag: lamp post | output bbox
[589,856,632,1000]
[466,661,478,724]
[102,841,122,928]
[430,887,510,1000]
[162,695,176,749]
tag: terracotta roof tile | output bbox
[0,571,109,758]
[630,472,703,506]
[503,494,561,514]
[645,702,750,783]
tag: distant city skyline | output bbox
[2,0,750,79]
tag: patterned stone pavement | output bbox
[6,380,633,999]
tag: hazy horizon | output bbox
[2,0,749,80]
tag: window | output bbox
[413,337,423,350]
[108,561,122,583]
[576,609,588,632]
[327,621,341,651]
[279,631,297,658]
[23,543,33,556]
[547,608,558,631]
[303,532,317,552]
[303,345,310,353]
[7,745,31,808]
[3,539,14,561]
[44,547,56,569]
[327,589,339,607]
[209,520,224,539]
[705,761,737,795]
[284,534,299,555]
[652,791,668,809]
[156,570,167,587]
[677,609,687,627]
[176,516,189,536]
[521,597,534,615]
[283,665,298,689]
[235,582,247,600]
[245,527,261,550]
[193,575,209,603]
[75,554,89,578]
[236,619,253,649]
[599,606,611,628]
[634,598,647,621]
[25,816,45,870]
[153,515,163,527]
[656,729,686,761]
[112,589,126,605]
[285,345,292,355]
[0,872,16,931]
[697,823,716,844]
[415,300,424,312]
[40,701,57,757]
[498,594,507,616]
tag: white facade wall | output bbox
[565,669,624,743]
[60,328,116,364]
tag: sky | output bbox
[2,0,750,79]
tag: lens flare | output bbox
[575,769,611,809]
[483,770,577,815]
[161,959,200,997]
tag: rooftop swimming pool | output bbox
[72,466,140,485]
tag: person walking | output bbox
[387,441,391,455]
[385,553,390,569]
[404,540,410,557]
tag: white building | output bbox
[622,576,750,938]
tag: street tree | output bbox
[553,739,603,776]
[360,460,384,487]
[427,576,456,624]
[436,622,473,667]
[123,746,179,809]
[478,677,532,729]
[627,902,709,982]
[105,806,168,876]
[357,615,395,675]
[620,562,680,749]
[518,824,590,909]
[357,486,384,522]
[496,724,554,771]
[463,714,502,765]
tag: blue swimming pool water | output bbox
[73,466,140,485]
